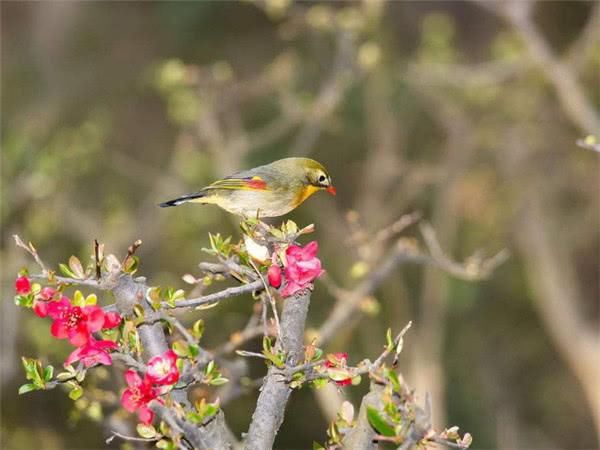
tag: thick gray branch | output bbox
[244,290,311,450]
[341,383,384,450]
[111,274,234,450]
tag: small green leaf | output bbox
[56,371,75,382]
[68,256,85,279]
[68,384,83,401]
[123,255,139,274]
[59,263,77,278]
[205,360,215,375]
[384,368,401,392]
[187,344,200,358]
[136,423,157,439]
[209,377,229,386]
[73,290,85,307]
[85,293,97,305]
[385,328,393,351]
[43,365,54,382]
[18,383,38,395]
[312,442,325,450]
[366,406,396,437]
[192,319,204,340]
[156,439,175,450]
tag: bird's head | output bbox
[303,159,336,196]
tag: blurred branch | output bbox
[565,3,600,69]
[290,30,358,156]
[317,222,507,345]
[472,0,600,133]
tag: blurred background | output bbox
[2,1,599,449]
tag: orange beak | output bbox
[326,186,337,196]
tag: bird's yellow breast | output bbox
[293,185,321,208]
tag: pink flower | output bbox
[65,338,118,367]
[15,276,31,294]
[121,370,160,424]
[46,297,106,346]
[267,264,282,288]
[325,352,352,386]
[103,311,122,329]
[146,350,179,386]
[281,241,324,297]
[32,287,58,318]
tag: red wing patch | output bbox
[245,176,268,190]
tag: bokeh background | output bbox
[2,1,599,449]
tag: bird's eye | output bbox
[318,174,326,183]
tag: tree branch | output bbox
[244,289,311,450]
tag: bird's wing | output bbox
[203,175,269,191]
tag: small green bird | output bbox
[160,157,336,218]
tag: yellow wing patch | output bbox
[205,176,269,191]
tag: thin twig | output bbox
[13,235,48,274]
[165,279,263,309]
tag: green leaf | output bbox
[43,365,54,382]
[312,442,326,450]
[18,383,38,395]
[205,360,215,375]
[385,328,393,351]
[384,368,401,392]
[366,406,396,437]
[192,319,204,340]
[73,290,85,307]
[156,439,175,450]
[209,377,229,386]
[59,263,77,278]
[187,344,200,358]
[85,293,97,306]
[68,255,85,279]
[123,255,139,274]
[136,423,157,439]
[68,383,83,400]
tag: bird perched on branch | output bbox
[160,157,336,218]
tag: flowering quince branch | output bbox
[13,216,474,450]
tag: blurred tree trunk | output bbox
[498,132,600,445]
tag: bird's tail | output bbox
[159,191,206,208]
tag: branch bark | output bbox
[244,289,311,450]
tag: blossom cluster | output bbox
[121,350,179,424]
[15,275,121,367]
[267,241,324,297]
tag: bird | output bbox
[159,157,336,218]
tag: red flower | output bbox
[325,352,352,386]
[46,297,114,346]
[32,288,58,318]
[121,370,161,424]
[103,311,122,329]
[267,264,282,288]
[281,241,324,297]
[146,350,179,386]
[64,338,118,368]
[15,276,31,294]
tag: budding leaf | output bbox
[18,383,37,395]
[366,406,396,437]
[136,424,157,439]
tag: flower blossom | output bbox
[267,264,282,288]
[46,297,120,346]
[121,370,161,424]
[325,352,352,386]
[65,338,118,368]
[15,276,31,295]
[32,288,58,318]
[281,241,324,297]
[146,350,179,386]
